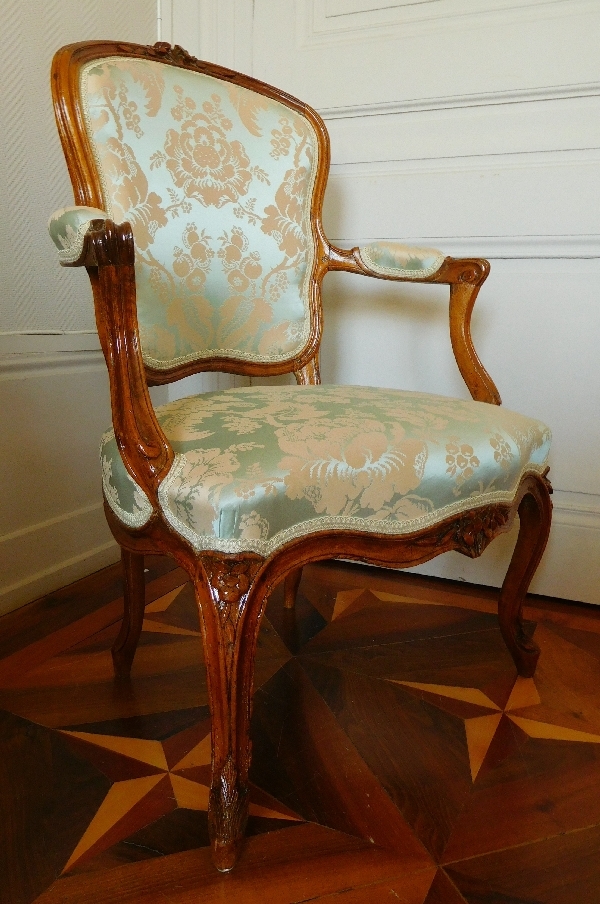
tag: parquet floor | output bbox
[2,557,600,903]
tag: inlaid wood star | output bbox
[55,581,302,874]
[324,587,600,785]
[59,718,302,873]
[141,583,200,637]
[390,675,600,782]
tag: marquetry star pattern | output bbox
[330,587,600,784]
[140,583,201,637]
[59,718,302,873]
[58,583,301,875]
[58,579,600,875]
[400,676,600,783]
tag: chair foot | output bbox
[209,755,250,871]
[498,475,552,677]
[111,549,145,678]
[283,566,303,609]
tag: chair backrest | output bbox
[52,42,329,379]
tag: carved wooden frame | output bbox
[51,40,553,872]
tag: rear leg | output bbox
[111,549,145,678]
[498,475,552,677]
[283,567,303,610]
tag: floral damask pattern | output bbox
[97,138,168,250]
[100,386,551,555]
[278,419,426,517]
[164,91,253,208]
[261,167,310,257]
[445,440,481,493]
[81,58,318,367]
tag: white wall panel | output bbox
[325,153,600,244]
[256,0,600,108]
[0,353,118,614]
[0,0,157,334]
[178,0,600,603]
[0,1,158,612]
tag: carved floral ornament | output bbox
[202,556,263,610]
[452,506,510,558]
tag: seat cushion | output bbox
[101,385,551,554]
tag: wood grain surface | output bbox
[1,556,599,903]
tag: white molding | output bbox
[0,349,105,380]
[329,148,600,176]
[553,503,600,531]
[1,502,105,543]
[551,491,600,530]
[320,82,600,119]
[327,235,600,260]
[301,0,598,46]
[0,332,101,358]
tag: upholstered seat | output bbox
[101,385,550,554]
[50,40,552,872]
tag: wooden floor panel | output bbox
[1,556,600,903]
[445,824,600,903]
[33,824,424,904]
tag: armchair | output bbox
[49,41,552,872]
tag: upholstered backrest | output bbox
[78,55,321,370]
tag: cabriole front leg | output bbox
[498,474,553,677]
[197,555,265,871]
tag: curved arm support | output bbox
[444,257,501,405]
[324,243,501,405]
[87,219,174,505]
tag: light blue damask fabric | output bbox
[100,385,551,555]
[359,241,445,279]
[80,57,320,368]
[48,205,108,263]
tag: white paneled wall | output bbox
[0,1,157,614]
[170,0,600,603]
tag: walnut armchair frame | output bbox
[51,41,552,872]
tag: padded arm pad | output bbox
[358,240,445,279]
[48,205,109,264]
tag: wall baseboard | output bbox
[0,539,119,617]
[0,498,120,615]
[409,495,600,605]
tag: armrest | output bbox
[324,240,501,406]
[48,205,109,265]
[357,241,445,280]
